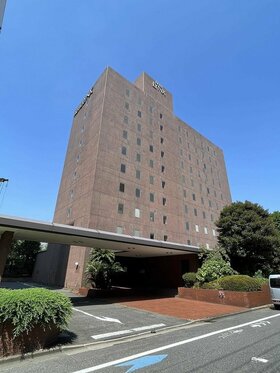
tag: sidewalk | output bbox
[117,296,248,320]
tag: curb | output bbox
[0,303,272,365]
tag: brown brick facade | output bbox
[38,67,231,289]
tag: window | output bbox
[187,240,191,245]
[150,212,154,222]
[134,230,140,237]
[162,181,166,188]
[150,233,154,239]
[185,222,189,230]
[209,200,212,207]
[161,165,165,173]
[163,197,166,206]
[116,226,123,234]
[118,203,124,214]
[191,179,194,187]
[160,113,163,119]
[123,130,128,139]
[135,208,140,218]
[136,170,140,179]
[149,105,153,113]
[137,123,141,131]
[150,130,153,138]
[76,155,80,163]
[203,211,206,219]
[70,189,74,200]
[137,138,141,146]
[160,137,164,144]
[206,243,210,249]
[161,151,164,158]
[189,154,191,161]
[149,175,154,184]
[136,153,141,162]
[204,227,208,234]
[183,189,187,198]
[163,216,167,224]
[119,183,125,192]
[124,116,128,124]
[149,159,154,168]
[184,205,188,213]
[160,125,163,131]
[150,193,154,202]
[125,88,130,97]
[195,224,199,232]
[201,197,204,205]
[211,214,214,222]
[192,193,196,201]
[121,146,127,155]
[125,102,129,110]
[137,110,142,118]
[66,207,71,218]
[182,175,185,183]
[194,208,197,216]
[212,229,216,236]
[135,188,140,198]
[164,235,168,241]
[149,145,154,152]
[179,137,182,144]
[120,164,126,173]
[207,187,210,194]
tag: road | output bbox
[2,307,280,373]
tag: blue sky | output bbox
[1,0,279,221]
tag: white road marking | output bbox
[91,324,166,340]
[251,357,268,363]
[73,313,280,373]
[73,307,122,324]
[132,324,166,332]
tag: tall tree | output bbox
[5,240,41,276]
[216,201,279,276]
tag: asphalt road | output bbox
[2,307,280,373]
[1,281,187,345]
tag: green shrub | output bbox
[218,275,262,292]
[0,288,72,337]
[182,272,197,287]
[196,258,235,284]
[201,281,221,290]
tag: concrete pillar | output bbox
[0,231,14,282]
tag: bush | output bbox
[0,288,72,337]
[182,272,197,287]
[196,258,235,284]
[218,275,262,292]
[201,281,221,290]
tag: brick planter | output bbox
[0,322,60,357]
[177,284,271,308]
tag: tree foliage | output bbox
[5,240,41,277]
[85,248,124,289]
[216,201,280,276]
[196,246,235,284]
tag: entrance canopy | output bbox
[0,215,199,258]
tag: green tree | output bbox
[5,240,41,277]
[271,211,280,232]
[85,248,124,289]
[216,201,279,276]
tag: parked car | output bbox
[269,274,280,310]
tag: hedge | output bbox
[0,288,72,337]
[218,275,262,292]
[182,272,197,288]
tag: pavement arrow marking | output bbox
[73,307,122,324]
[116,354,168,373]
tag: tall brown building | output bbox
[36,67,231,289]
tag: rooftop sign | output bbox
[152,80,166,96]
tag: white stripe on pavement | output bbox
[91,323,166,340]
[73,313,280,373]
[251,357,268,363]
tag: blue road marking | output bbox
[116,354,168,372]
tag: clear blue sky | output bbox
[1,0,279,221]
